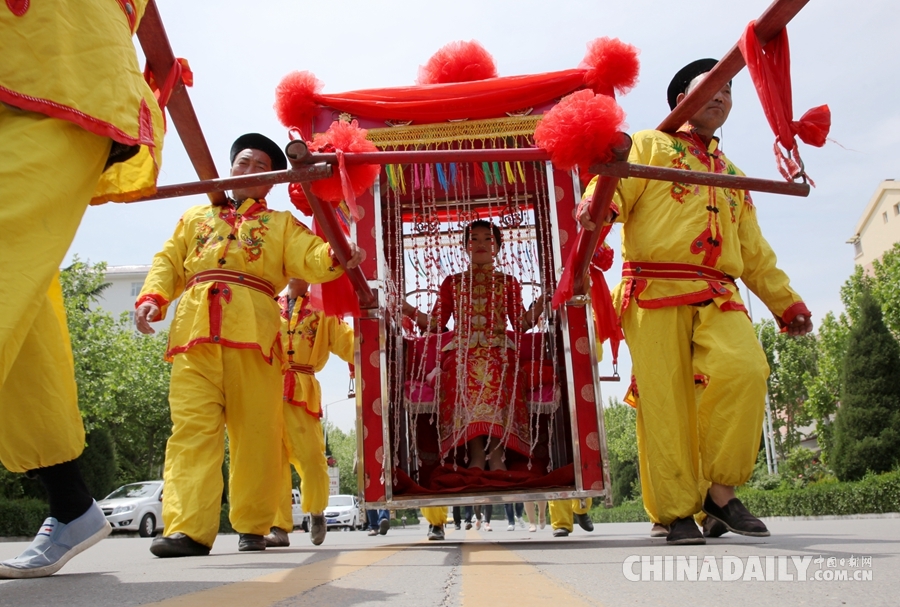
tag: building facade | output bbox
[848,180,900,271]
[99,265,174,332]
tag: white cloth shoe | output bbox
[507,524,515,531]
[0,501,110,579]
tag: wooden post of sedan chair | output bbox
[284,140,377,310]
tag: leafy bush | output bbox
[589,501,649,523]
[738,469,900,517]
[219,503,235,534]
[0,499,48,537]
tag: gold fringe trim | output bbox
[365,115,542,148]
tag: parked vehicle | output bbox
[323,494,364,530]
[292,488,310,531]
[99,481,164,537]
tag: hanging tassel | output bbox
[399,164,407,194]
[449,162,458,186]
[472,161,486,187]
[413,164,421,191]
[436,163,449,192]
[491,161,503,185]
[482,162,492,186]
[517,161,526,182]
[385,164,396,190]
[504,161,516,184]
[424,163,433,190]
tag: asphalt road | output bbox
[1,517,897,607]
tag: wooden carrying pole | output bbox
[136,0,225,205]
[135,147,809,202]
[658,0,810,133]
[285,142,377,309]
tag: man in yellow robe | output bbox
[265,278,355,548]
[0,0,164,578]
[135,133,360,557]
[580,58,812,545]
[548,498,594,537]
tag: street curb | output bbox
[760,512,900,522]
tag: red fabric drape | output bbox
[739,22,830,180]
[312,70,587,122]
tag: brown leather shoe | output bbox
[238,533,266,552]
[649,523,669,538]
[702,515,729,538]
[150,533,211,558]
[309,514,327,546]
[264,527,290,547]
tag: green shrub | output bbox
[590,501,649,523]
[0,498,48,537]
[738,469,900,517]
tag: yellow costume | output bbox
[139,200,341,547]
[272,297,355,532]
[0,0,163,473]
[585,127,808,526]
[548,498,592,533]
[421,507,448,527]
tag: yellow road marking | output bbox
[461,539,602,607]
[143,545,405,607]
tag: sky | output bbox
[66,0,899,432]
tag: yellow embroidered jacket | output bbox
[0,0,164,203]
[138,198,342,362]
[584,127,809,327]
[280,296,355,418]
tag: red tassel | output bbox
[308,120,380,206]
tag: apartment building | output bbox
[848,180,900,271]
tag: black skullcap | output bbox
[230,133,287,171]
[666,58,720,111]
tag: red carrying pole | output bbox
[136,0,225,205]
[657,0,810,133]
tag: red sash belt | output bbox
[289,363,315,375]
[622,262,735,284]
[186,269,276,298]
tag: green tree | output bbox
[79,428,117,499]
[324,423,358,495]
[831,291,900,481]
[60,258,171,485]
[757,320,818,461]
[603,398,639,505]
[802,311,850,462]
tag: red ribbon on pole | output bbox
[739,22,830,182]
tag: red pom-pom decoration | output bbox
[416,40,498,85]
[579,37,640,98]
[308,120,380,203]
[275,71,324,135]
[534,89,627,173]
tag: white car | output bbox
[99,480,164,537]
[291,488,310,531]
[323,494,364,530]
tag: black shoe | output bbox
[574,512,594,533]
[379,518,390,536]
[666,517,705,545]
[238,533,266,552]
[552,528,569,537]
[150,533,211,558]
[464,521,472,530]
[427,525,445,541]
[702,515,729,538]
[702,494,770,537]
[264,527,290,547]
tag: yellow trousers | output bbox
[162,343,284,547]
[0,105,110,472]
[548,498,591,532]
[273,407,329,531]
[624,303,767,526]
[421,507,447,527]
